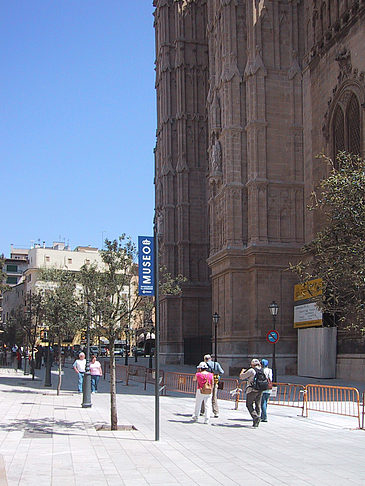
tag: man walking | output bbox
[73,352,86,393]
[240,358,264,427]
[202,354,224,418]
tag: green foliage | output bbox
[290,152,365,332]
[79,235,138,342]
[38,268,83,341]
[0,256,9,293]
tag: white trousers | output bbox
[193,389,212,422]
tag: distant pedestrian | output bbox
[239,358,264,427]
[90,355,102,393]
[192,362,214,424]
[73,352,86,393]
[260,359,273,422]
[200,354,224,418]
[16,349,22,371]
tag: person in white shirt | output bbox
[73,352,86,393]
[260,359,273,422]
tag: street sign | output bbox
[266,330,280,344]
[138,236,155,296]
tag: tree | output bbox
[21,292,44,379]
[79,236,139,430]
[39,270,83,394]
[290,152,365,333]
[79,235,186,430]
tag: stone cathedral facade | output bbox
[153,0,365,376]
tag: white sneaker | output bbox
[191,416,198,422]
[204,420,210,425]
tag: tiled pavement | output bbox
[0,359,365,486]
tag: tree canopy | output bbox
[291,152,365,333]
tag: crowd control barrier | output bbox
[126,364,148,386]
[304,384,361,427]
[163,372,196,395]
[103,362,363,427]
[145,368,165,391]
[234,382,306,415]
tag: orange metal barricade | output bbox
[216,378,240,403]
[235,382,306,414]
[269,383,306,414]
[164,371,196,395]
[126,364,147,386]
[103,360,109,379]
[115,364,128,382]
[145,368,165,391]
[304,384,361,427]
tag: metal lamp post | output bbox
[268,301,279,383]
[134,330,138,362]
[148,318,154,370]
[82,301,92,408]
[212,312,220,362]
[24,306,31,376]
[44,329,52,387]
[124,328,130,366]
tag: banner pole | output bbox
[154,217,160,441]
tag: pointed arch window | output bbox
[333,105,345,157]
[332,91,362,160]
[347,94,361,156]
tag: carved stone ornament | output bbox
[244,45,267,78]
[335,45,352,82]
[175,0,196,14]
[288,50,302,80]
[221,53,241,83]
[211,140,222,175]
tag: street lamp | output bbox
[148,318,154,369]
[268,301,279,383]
[134,329,138,362]
[124,328,130,366]
[212,312,220,362]
[82,301,92,408]
[44,329,52,387]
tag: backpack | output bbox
[200,377,213,394]
[252,368,270,391]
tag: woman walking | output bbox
[192,362,214,424]
[90,354,102,393]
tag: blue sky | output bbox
[1,1,156,255]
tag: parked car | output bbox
[132,346,144,356]
[89,346,99,357]
[114,345,124,358]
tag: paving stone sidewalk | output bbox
[0,360,365,486]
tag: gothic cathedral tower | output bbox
[154,0,365,374]
[154,0,211,364]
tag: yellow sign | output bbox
[294,319,322,329]
[294,278,322,302]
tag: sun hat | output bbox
[197,362,208,369]
[251,358,260,366]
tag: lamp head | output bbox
[268,301,279,316]
[212,312,220,325]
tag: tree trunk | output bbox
[57,336,62,396]
[110,343,118,430]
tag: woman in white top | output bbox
[260,358,273,422]
[90,355,102,393]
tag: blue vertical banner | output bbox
[138,236,155,296]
